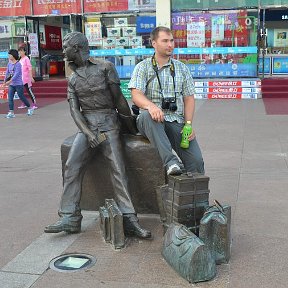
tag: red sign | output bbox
[0,85,8,99]
[208,81,242,87]
[0,0,31,16]
[33,0,81,15]
[84,0,128,13]
[209,87,242,93]
[0,67,6,81]
[45,25,62,50]
[208,94,242,99]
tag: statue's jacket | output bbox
[67,58,121,133]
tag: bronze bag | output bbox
[162,222,216,283]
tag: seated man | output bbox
[129,26,204,176]
[44,32,151,239]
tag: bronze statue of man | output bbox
[44,32,151,239]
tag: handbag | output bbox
[5,73,13,82]
[5,61,18,82]
[162,222,216,283]
[199,200,231,264]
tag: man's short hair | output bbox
[63,32,89,55]
[150,26,172,42]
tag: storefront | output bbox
[259,8,288,76]
[1,0,288,89]
[0,0,156,82]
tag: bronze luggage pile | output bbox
[165,173,210,234]
[158,173,231,283]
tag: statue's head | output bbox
[62,32,90,65]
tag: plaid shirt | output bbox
[128,57,195,123]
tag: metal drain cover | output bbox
[49,253,96,272]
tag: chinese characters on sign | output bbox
[136,16,156,33]
[211,16,225,41]
[85,22,102,46]
[187,22,205,47]
[45,25,62,50]
[28,33,39,57]
[84,0,128,13]
[33,0,81,15]
[0,0,31,16]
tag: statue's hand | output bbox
[119,114,138,135]
[86,131,106,148]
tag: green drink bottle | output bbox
[180,121,193,149]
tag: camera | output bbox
[161,97,177,112]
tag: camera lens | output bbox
[161,99,170,110]
[169,103,177,111]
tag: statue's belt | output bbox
[82,108,116,114]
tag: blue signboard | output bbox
[0,47,257,59]
[186,63,257,78]
[0,52,8,58]
[259,57,271,74]
[272,57,288,74]
[116,63,257,79]
[136,16,156,33]
[89,46,257,57]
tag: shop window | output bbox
[171,9,258,78]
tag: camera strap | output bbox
[151,54,177,101]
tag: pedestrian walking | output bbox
[3,49,34,118]
[18,47,38,109]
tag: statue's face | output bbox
[63,40,76,62]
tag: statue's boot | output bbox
[44,219,81,234]
[123,214,152,239]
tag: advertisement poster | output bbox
[85,22,102,46]
[273,29,288,47]
[103,38,116,48]
[122,27,136,37]
[107,27,121,37]
[45,26,62,50]
[33,0,81,15]
[259,57,271,74]
[172,11,248,49]
[28,33,39,57]
[0,0,31,16]
[84,0,128,13]
[114,18,128,27]
[129,36,142,48]
[272,57,288,74]
[136,16,156,33]
[128,0,156,11]
[116,37,129,48]
[211,15,225,41]
[0,22,11,38]
[187,22,205,47]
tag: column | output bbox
[156,0,171,28]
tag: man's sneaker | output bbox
[18,104,27,109]
[32,104,38,109]
[27,108,34,116]
[5,112,15,119]
[167,163,182,176]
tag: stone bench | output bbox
[61,134,165,214]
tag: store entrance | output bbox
[259,8,288,77]
[26,15,82,80]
